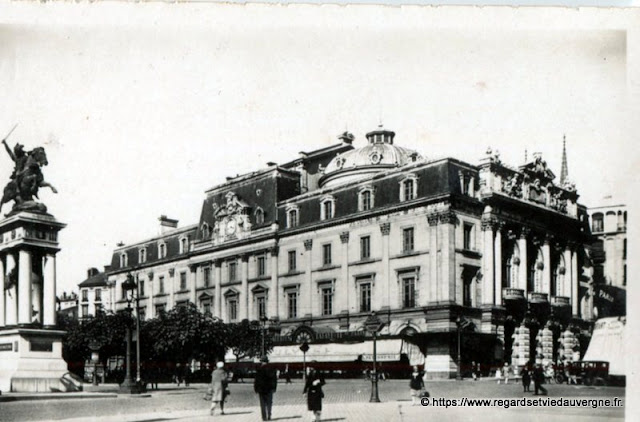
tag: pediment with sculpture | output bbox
[211,191,252,242]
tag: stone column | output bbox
[427,214,439,304]
[43,254,57,327]
[339,232,350,313]
[304,239,313,317]
[563,248,572,298]
[269,247,279,319]
[440,212,456,303]
[0,255,5,327]
[240,255,249,320]
[5,253,17,326]
[213,261,222,318]
[481,220,495,305]
[518,229,529,294]
[542,238,551,295]
[494,224,503,305]
[18,249,32,325]
[571,247,579,317]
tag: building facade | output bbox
[56,291,79,320]
[77,267,112,320]
[107,128,594,378]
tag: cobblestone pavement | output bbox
[0,379,625,422]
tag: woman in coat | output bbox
[409,366,424,405]
[303,366,325,422]
[210,361,227,416]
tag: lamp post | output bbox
[299,341,309,383]
[120,273,142,394]
[364,312,384,403]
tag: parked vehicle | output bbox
[554,361,609,386]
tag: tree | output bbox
[226,319,274,362]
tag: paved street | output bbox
[0,379,624,422]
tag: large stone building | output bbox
[77,267,112,320]
[107,127,593,378]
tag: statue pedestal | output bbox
[0,211,71,392]
[0,328,77,392]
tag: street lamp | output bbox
[364,312,384,403]
[250,316,271,359]
[120,273,142,394]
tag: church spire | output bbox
[560,134,568,184]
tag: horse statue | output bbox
[1,141,58,214]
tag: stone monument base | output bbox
[0,328,79,392]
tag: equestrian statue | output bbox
[0,125,58,215]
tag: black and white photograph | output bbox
[0,2,636,421]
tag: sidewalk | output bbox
[25,402,403,422]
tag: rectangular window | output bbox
[82,304,89,317]
[180,272,187,290]
[82,289,88,301]
[287,291,298,319]
[404,180,415,201]
[322,287,333,316]
[203,301,212,315]
[402,228,415,253]
[323,201,333,219]
[139,279,145,297]
[228,262,237,282]
[257,296,267,319]
[288,210,298,228]
[322,244,332,266]
[158,276,165,294]
[121,285,127,300]
[228,299,238,321]
[288,250,297,272]
[360,283,371,312]
[204,266,212,286]
[402,276,416,308]
[257,256,266,277]
[463,223,473,250]
[155,304,166,316]
[360,236,371,260]
[94,289,102,301]
[138,307,146,321]
[362,191,372,211]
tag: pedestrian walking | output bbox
[503,362,511,384]
[521,366,531,392]
[210,361,227,416]
[409,366,424,406]
[533,364,548,395]
[284,364,292,384]
[184,363,191,387]
[303,366,325,422]
[254,356,278,421]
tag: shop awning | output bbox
[269,339,403,363]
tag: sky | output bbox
[0,3,637,296]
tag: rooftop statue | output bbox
[1,127,57,215]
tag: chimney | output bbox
[159,215,179,235]
[87,267,99,278]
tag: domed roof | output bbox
[320,127,423,188]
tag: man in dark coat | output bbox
[533,364,548,395]
[303,366,326,422]
[521,366,531,392]
[254,357,278,421]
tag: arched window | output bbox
[255,207,265,225]
[359,187,375,212]
[399,174,418,202]
[202,223,211,239]
[504,244,520,289]
[591,213,603,232]
[158,242,167,259]
[553,254,566,297]
[320,196,335,220]
[287,207,299,228]
[530,248,544,293]
[605,211,616,232]
[120,253,128,268]
[139,248,147,264]
[180,237,188,254]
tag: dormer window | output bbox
[255,207,265,225]
[202,223,211,239]
[139,248,147,264]
[320,196,335,220]
[158,242,167,259]
[400,175,418,202]
[286,206,299,228]
[179,236,189,254]
[120,253,128,268]
[359,187,375,212]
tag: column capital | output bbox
[304,239,313,251]
[519,227,531,239]
[189,263,199,273]
[481,217,497,231]
[340,231,350,243]
[439,210,457,225]
[241,254,250,263]
[379,222,391,235]
[270,246,279,257]
[427,213,439,227]
[168,268,175,277]
[147,271,154,281]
